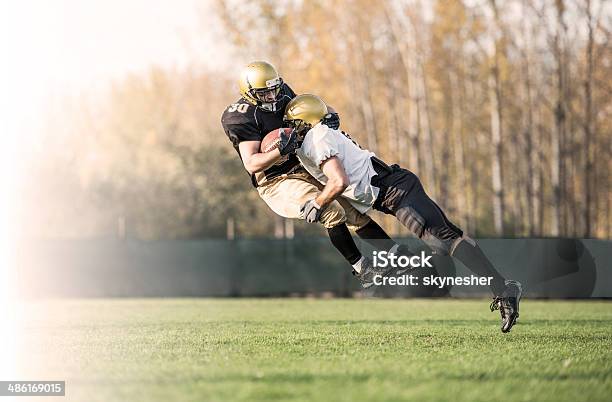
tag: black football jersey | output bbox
[221,83,300,187]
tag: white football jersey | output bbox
[296,123,379,213]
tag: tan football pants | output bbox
[257,169,371,231]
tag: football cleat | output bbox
[352,257,394,289]
[490,280,523,333]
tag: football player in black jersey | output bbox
[221,61,410,289]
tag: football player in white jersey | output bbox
[284,94,522,333]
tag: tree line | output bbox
[22,0,611,239]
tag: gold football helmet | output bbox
[283,94,328,134]
[238,61,284,111]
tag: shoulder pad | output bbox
[282,83,297,99]
[221,101,257,127]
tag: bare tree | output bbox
[583,0,596,237]
[488,0,506,235]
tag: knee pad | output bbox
[344,211,371,232]
[346,219,370,233]
[423,226,463,255]
[449,235,476,256]
[396,205,463,255]
[396,206,425,237]
[318,200,347,229]
[421,233,453,255]
[337,197,371,231]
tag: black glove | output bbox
[322,112,340,130]
[300,199,324,223]
[278,128,299,156]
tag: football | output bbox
[260,128,293,153]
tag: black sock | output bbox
[451,238,507,296]
[355,220,397,252]
[327,224,362,265]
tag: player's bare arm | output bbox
[301,156,349,224]
[238,126,299,174]
[238,141,282,174]
[315,156,349,207]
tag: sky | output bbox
[2,0,229,127]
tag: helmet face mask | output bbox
[283,94,328,138]
[249,80,282,105]
[284,119,312,139]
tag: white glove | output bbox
[300,199,323,223]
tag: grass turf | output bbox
[16,299,612,401]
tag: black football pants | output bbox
[370,159,507,296]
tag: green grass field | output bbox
[17,299,612,402]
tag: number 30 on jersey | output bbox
[227,103,249,113]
